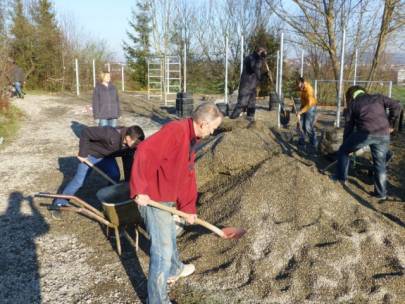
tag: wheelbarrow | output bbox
[35,182,143,256]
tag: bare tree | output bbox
[366,0,405,83]
[266,0,384,94]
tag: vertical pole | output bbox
[300,50,304,77]
[276,51,279,95]
[336,29,346,128]
[75,58,80,96]
[92,59,96,88]
[165,55,170,107]
[107,62,111,73]
[314,80,318,99]
[121,65,125,92]
[353,49,358,85]
[278,33,284,128]
[225,35,228,105]
[240,35,244,76]
[388,81,392,98]
[184,43,187,92]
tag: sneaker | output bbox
[167,264,195,285]
[330,175,347,186]
[48,200,70,220]
[369,191,387,201]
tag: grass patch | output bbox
[0,105,24,148]
[392,85,405,105]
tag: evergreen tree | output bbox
[123,0,151,89]
[31,0,62,90]
[9,0,36,84]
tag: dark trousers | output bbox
[336,132,390,198]
[230,90,256,119]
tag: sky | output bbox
[53,0,134,61]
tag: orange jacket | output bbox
[300,81,317,113]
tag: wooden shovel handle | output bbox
[145,200,225,238]
[79,157,118,185]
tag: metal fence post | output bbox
[75,58,80,96]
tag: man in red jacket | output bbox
[130,102,223,304]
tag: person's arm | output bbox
[253,56,262,81]
[92,86,100,119]
[383,96,402,129]
[116,89,121,117]
[176,174,197,214]
[130,123,182,199]
[78,127,109,157]
[298,84,316,114]
[343,104,355,140]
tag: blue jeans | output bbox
[14,81,23,98]
[54,155,120,205]
[298,106,318,148]
[138,203,184,304]
[336,132,390,197]
[98,119,117,127]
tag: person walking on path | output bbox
[296,77,318,151]
[130,102,223,304]
[52,125,145,209]
[230,47,267,121]
[92,71,120,127]
[7,61,25,98]
[334,85,402,200]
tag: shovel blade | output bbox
[221,227,246,240]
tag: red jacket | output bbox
[130,118,198,214]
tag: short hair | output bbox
[298,77,305,83]
[345,85,366,105]
[125,125,145,142]
[192,102,223,123]
[98,71,110,82]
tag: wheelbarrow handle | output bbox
[145,200,225,238]
[79,157,118,185]
[34,192,105,218]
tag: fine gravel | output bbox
[0,94,404,304]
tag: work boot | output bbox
[229,106,244,119]
[48,199,70,220]
[167,263,195,285]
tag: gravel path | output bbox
[0,94,161,304]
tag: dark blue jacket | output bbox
[92,82,120,119]
[344,93,402,140]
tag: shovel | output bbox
[292,101,304,137]
[79,157,118,185]
[145,200,246,240]
[84,156,246,240]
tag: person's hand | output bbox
[389,128,394,133]
[184,213,197,224]
[77,156,87,163]
[135,194,151,206]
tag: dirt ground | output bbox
[0,93,403,304]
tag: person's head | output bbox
[192,102,223,139]
[256,47,267,58]
[123,125,145,148]
[99,71,111,84]
[345,85,366,106]
[297,77,305,91]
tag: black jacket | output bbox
[92,82,120,119]
[239,52,264,94]
[79,126,127,158]
[344,93,402,140]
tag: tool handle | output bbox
[80,157,118,185]
[146,200,225,238]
